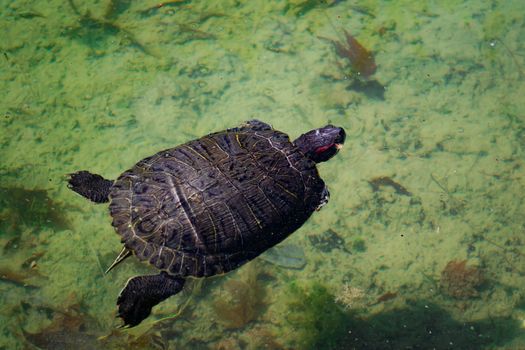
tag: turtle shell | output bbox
[108,122,325,277]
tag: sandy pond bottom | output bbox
[1,0,525,349]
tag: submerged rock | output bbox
[259,243,306,270]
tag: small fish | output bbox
[368,176,411,196]
[141,0,188,15]
[17,11,46,19]
[332,30,377,78]
[0,268,40,288]
[368,291,398,306]
[376,291,397,303]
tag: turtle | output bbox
[67,119,345,327]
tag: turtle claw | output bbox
[116,322,130,330]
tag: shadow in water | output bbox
[340,300,521,350]
[0,186,70,236]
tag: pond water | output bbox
[1,0,524,349]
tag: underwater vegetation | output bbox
[285,282,352,350]
[351,238,367,253]
[23,309,99,349]
[482,11,525,80]
[308,228,350,253]
[0,186,67,309]
[334,284,366,310]
[359,176,426,229]
[62,0,217,56]
[242,326,284,350]
[212,263,267,329]
[281,280,520,349]
[19,295,101,350]
[63,0,153,56]
[440,259,484,299]
[19,294,174,350]
[99,0,132,19]
[479,234,525,276]
[283,0,337,17]
[430,173,466,217]
[211,325,284,350]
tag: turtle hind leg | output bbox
[117,272,185,327]
[67,171,113,203]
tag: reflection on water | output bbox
[1,0,525,349]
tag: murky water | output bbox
[1,0,525,349]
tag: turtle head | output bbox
[294,125,346,163]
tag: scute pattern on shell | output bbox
[109,123,325,277]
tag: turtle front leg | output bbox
[117,272,185,327]
[315,186,330,211]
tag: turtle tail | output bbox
[67,171,114,203]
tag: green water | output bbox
[1,0,525,349]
